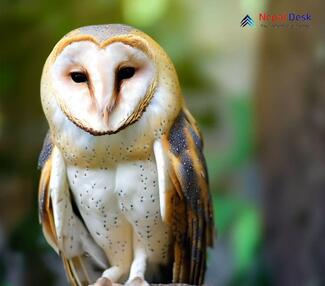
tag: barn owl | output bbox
[38,24,214,286]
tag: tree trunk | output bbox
[256,1,325,286]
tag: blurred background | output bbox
[1,0,325,285]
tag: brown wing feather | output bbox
[163,108,214,285]
[38,157,58,251]
[38,133,97,286]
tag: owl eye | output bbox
[70,72,88,83]
[117,67,135,81]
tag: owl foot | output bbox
[125,277,150,286]
[89,277,113,286]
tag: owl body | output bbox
[39,24,214,286]
[50,88,173,281]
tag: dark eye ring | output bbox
[117,67,135,82]
[70,71,88,83]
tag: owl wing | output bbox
[38,131,108,286]
[154,108,214,285]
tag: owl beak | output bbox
[102,106,109,127]
[99,94,117,127]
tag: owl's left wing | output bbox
[38,131,108,286]
[154,108,214,285]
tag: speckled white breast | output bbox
[65,144,170,266]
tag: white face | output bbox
[51,41,155,135]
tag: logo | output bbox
[259,12,312,22]
[240,15,255,27]
[241,12,312,29]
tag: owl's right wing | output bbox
[38,131,108,286]
[154,108,214,285]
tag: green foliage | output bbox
[122,0,169,27]
[207,94,255,184]
[214,195,262,284]
[232,205,261,273]
[211,93,259,282]
[9,212,42,253]
[0,64,16,94]
[214,196,241,234]
[196,107,218,129]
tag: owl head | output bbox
[41,24,182,136]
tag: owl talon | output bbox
[125,277,150,286]
[89,277,113,286]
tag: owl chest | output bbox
[66,156,160,222]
